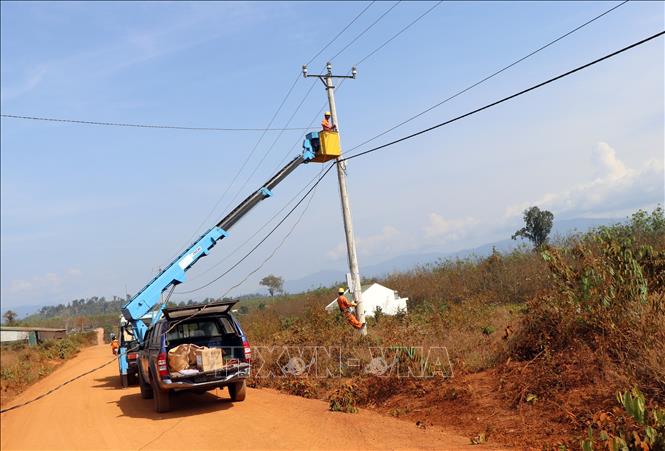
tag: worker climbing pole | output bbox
[303,62,367,335]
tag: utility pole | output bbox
[303,62,366,336]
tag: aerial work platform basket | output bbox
[303,131,341,163]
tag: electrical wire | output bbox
[174,73,303,256]
[329,1,402,62]
[342,30,664,162]
[306,1,376,66]
[354,1,444,66]
[2,29,660,415]
[345,0,630,154]
[224,81,319,208]
[219,179,320,299]
[186,164,327,283]
[0,114,313,131]
[180,30,664,297]
[271,1,443,172]
[174,161,337,295]
[178,2,377,259]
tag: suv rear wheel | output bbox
[138,368,153,399]
[151,372,172,413]
[228,381,246,402]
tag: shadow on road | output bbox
[113,389,234,419]
[93,375,123,390]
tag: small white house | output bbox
[325,283,408,318]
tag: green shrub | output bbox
[510,207,665,398]
[581,387,665,450]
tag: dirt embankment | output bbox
[1,344,508,450]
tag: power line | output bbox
[214,0,448,279]
[186,165,327,283]
[0,114,313,132]
[217,178,320,299]
[354,1,444,66]
[176,72,303,255]
[183,2,378,251]
[329,1,402,62]
[224,81,319,209]
[3,31,659,414]
[269,1,442,172]
[345,0,630,153]
[174,162,337,295]
[306,1,376,66]
[343,30,663,161]
[221,1,397,212]
[182,30,663,296]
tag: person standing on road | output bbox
[110,335,119,355]
[336,288,364,329]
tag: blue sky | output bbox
[1,1,663,311]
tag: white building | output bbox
[325,283,408,318]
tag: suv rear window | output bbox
[166,319,223,341]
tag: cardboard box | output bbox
[196,347,224,372]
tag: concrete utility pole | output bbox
[303,62,366,335]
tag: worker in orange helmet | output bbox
[336,288,364,329]
[321,111,336,132]
[110,334,119,355]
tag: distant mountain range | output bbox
[283,217,622,293]
[2,217,623,320]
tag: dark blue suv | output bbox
[137,301,251,412]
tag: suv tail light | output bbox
[157,351,169,378]
[242,340,252,363]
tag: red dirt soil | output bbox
[1,344,510,450]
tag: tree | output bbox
[512,206,554,250]
[259,274,284,297]
[3,310,18,325]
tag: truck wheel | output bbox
[153,386,172,413]
[138,368,153,399]
[228,381,246,402]
[151,373,172,413]
[121,374,129,388]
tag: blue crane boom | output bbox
[116,131,338,383]
[121,153,312,338]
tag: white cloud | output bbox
[424,213,478,241]
[328,226,400,260]
[506,142,664,218]
[593,142,628,180]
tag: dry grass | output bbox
[240,207,664,446]
[0,332,97,405]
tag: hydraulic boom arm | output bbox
[121,150,314,342]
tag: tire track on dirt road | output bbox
[1,344,508,450]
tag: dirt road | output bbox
[1,345,504,450]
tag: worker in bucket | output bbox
[336,288,364,329]
[321,111,336,132]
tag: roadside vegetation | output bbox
[241,206,664,448]
[7,206,662,447]
[0,331,97,405]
